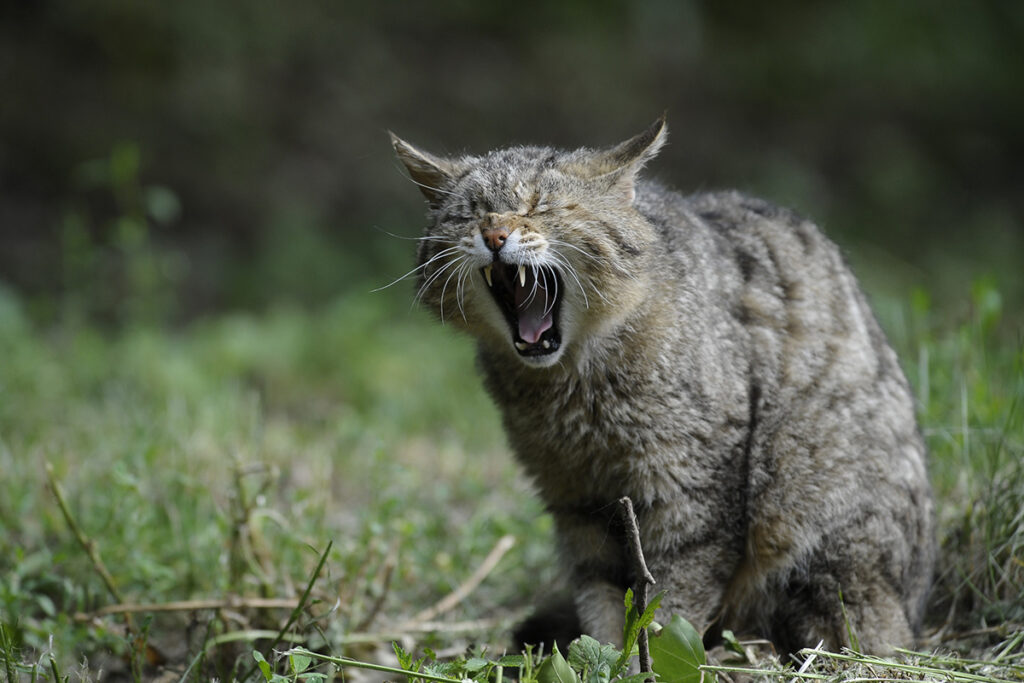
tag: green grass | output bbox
[0,276,1021,681]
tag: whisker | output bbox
[414,254,462,306]
[371,226,458,243]
[372,245,462,292]
[438,256,467,323]
[526,262,541,309]
[400,173,470,202]
[543,265,559,318]
[548,237,603,264]
[548,252,591,308]
[455,262,471,322]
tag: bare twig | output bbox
[46,463,130,613]
[335,617,513,645]
[47,462,161,677]
[73,597,302,620]
[619,496,655,680]
[401,534,516,628]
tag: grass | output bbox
[0,272,1021,681]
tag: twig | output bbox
[401,534,516,627]
[46,463,130,613]
[618,497,655,681]
[334,617,513,645]
[74,597,302,620]
[47,462,158,678]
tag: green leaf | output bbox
[253,650,273,681]
[536,646,579,683]
[464,657,490,673]
[393,642,415,671]
[289,653,312,674]
[649,616,710,683]
[615,590,663,675]
[720,630,742,657]
[568,635,616,683]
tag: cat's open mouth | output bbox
[481,263,562,357]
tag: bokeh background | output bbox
[2,2,1023,676]
[2,1,1022,323]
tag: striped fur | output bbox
[392,118,934,654]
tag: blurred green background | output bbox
[1,1,1022,323]
[1,3,1023,674]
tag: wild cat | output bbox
[390,117,933,655]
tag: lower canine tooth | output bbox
[518,265,527,287]
[515,341,528,351]
[542,340,550,349]
[483,265,493,287]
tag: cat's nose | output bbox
[481,226,509,252]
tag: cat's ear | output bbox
[587,115,668,203]
[600,115,668,174]
[389,132,466,206]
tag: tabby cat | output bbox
[391,117,933,654]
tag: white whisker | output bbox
[414,253,462,306]
[393,165,470,202]
[453,261,470,322]
[548,252,591,308]
[438,256,467,323]
[548,237,603,264]
[373,245,462,292]
[543,265,559,318]
[371,226,457,243]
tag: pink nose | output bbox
[482,226,509,252]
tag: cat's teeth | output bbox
[518,265,527,287]
[542,340,550,349]
[483,264,493,287]
[515,341,528,351]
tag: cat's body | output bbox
[391,118,933,654]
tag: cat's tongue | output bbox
[515,279,552,344]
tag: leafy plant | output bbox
[279,594,712,683]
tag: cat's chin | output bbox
[514,347,565,368]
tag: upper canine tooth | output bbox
[518,265,527,287]
[483,264,493,287]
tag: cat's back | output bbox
[637,184,897,394]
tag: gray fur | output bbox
[391,118,934,654]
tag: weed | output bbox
[0,270,1021,680]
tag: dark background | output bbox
[2,1,1022,324]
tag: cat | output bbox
[390,116,934,655]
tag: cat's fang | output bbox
[483,264,493,287]
[515,341,528,351]
[518,265,527,287]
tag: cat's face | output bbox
[392,118,666,368]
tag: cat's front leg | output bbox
[646,541,736,637]
[575,578,629,647]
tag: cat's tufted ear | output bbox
[389,132,467,207]
[585,115,668,204]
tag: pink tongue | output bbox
[515,279,553,344]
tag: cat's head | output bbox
[391,117,667,368]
